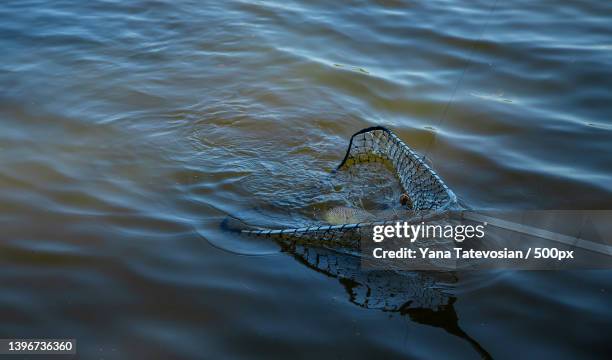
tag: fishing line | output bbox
[424,0,500,159]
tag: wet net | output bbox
[219,127,492,358]
[225,126,457,248]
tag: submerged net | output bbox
[226,126,457,247]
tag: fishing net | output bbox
[224,126,457,247]
[220,127,491,358]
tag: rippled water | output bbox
[1,0,611,358]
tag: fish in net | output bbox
[223,126,457,247]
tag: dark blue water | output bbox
[1,0,611,358]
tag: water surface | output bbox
[1,0,611,358]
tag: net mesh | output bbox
[336,126,455,211]
[230,126,456,246]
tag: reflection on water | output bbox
[1,0,612,358]
[284,242,492,359]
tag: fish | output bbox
[323,206,375,225]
